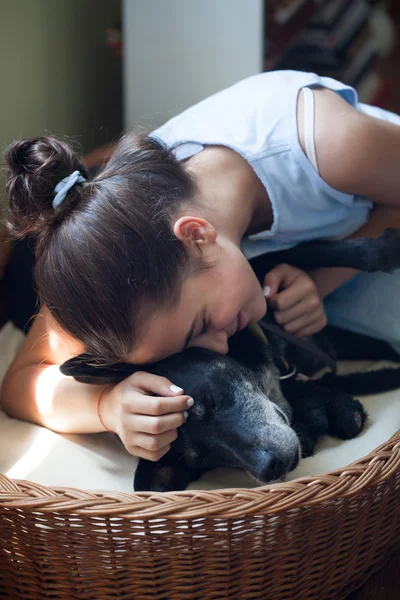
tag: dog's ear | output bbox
[134,456,207,492]
[60,353,138,385]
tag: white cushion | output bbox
[0,322,399,492]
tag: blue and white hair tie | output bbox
[53,170,86,209]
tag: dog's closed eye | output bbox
[274,406,290,425]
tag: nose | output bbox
[193,330,229,354]
[258,451,285,481]
[239,448,286,482]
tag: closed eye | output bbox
[183,312,208,351]
[275,406,290,425]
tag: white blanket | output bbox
[0,321,399,492]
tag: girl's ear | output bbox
[173,216,217,247]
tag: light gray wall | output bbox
[123,0,263,130]
[0,0,122,201]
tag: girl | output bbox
[2,70,400,463]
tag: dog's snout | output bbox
[289,445,301,472]
[259,450,284,481]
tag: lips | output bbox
[236,311,247,333]
[225,312,247,338]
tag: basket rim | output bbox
[0,429,399,520]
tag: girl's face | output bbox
[129,218,267,364]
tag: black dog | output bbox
[61,229,400,492]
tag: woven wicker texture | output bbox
[1,431,399,600]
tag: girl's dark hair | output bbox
[4,133,198,363]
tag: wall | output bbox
[0,0,122,201]
[123,0,263,130]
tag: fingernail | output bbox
[263,285,271,297]
[184,411,189,419]
[170,384,183,393]
[187,397,194,407]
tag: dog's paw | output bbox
[303,409,329,438]
[299,436,316,459]
[327,394,367,440]
[293,422,318,458]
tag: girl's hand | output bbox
[99,372,194,461]
[263,263,327,337]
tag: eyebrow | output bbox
[182,315,198,352]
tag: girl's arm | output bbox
[298,88,400,298]
[1,305,113,432]
[303,86,400,207]
[0,306,191,461]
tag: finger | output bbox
[129,443,172,462]
[132,429,178,453]
[263,263,300,299]
[127,371,187,397]
[130,411,187,435]
[124,393,194,416]
[283,310,326,336]
[274,296,319,326]
[272,278,316,312]
[296,316,328,338]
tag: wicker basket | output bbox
[0,430,399,600]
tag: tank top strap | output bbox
[302,87,319,173]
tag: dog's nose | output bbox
[258,451,284,481]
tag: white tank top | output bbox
[151,70,400,259]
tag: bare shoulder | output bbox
[297,87,365,188]
[7,305,85,373]
[297,87,400,202]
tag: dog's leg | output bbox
[292,422,319,458]
[286,380,367,440]
[250,229,400,276]
[134,455,208,492]
[323,326,400,362]
[318,366,400,396]
[281,380,329,458]
[282,378,366,453]
[323,388,367,439]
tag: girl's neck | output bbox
[183,145,273,245]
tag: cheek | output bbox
[234,257,263,295]
[236,260,267,321]
[205,247,265,325]
[227,254,255,289]
[215,261,264,321]
[253,290,268,322]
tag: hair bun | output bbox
[5,136,87,238]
